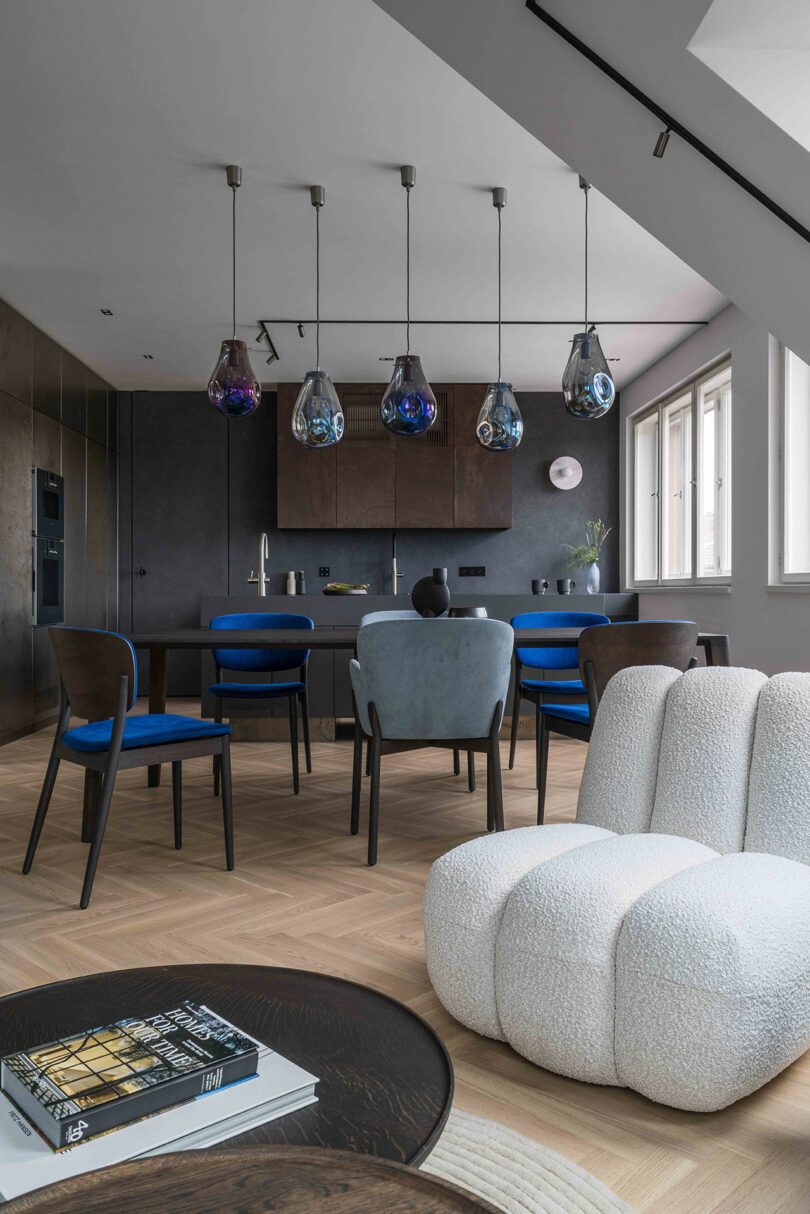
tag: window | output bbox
[630,361,731,585]
[781,348,810,581]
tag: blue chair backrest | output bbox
[511,611,611,670]
[210,613,313,673]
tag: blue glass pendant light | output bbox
[477,187,523,451]
[381,165,437,436]
[292,186,344,448]
[208,166,262,418]
[562,177,615,420]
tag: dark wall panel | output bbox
[61,352,86,435]
[32,329,61,421]
[86,372,108,447]
[86,440,109,629]
[62,427,87,627]
[0,300,32,408]
[0,391,33,736]
[132,392,228,693]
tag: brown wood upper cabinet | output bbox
[276,382,512,529]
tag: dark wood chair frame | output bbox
[351,697,504,867]
[212,662,311,797]
[24,666,234,910]
[535,622,700,825]
[508,654,580,782]
[363,737,475,793]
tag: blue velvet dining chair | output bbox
[23,627,234,909]
[209,613,314,795]
[508,611,610,782]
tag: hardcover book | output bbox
[0,1002,259,1149]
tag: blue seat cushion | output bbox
[63,714,232,753]
[538,702,591,725]
[522,678,585,695]
[209,681,305,699]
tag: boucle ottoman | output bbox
[423,666,810,1111]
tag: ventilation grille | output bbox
[341,389,449,448]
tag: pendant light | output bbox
[562,177,615,420]
[207,165,262,419]
[291,186,344,448]
[477,187,523,451]
[380,165,437,436]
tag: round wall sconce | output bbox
[549,456,583,490]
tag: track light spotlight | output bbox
[297,323,305,338]
[653,128,671,158]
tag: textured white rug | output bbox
[423,1109,636,1214]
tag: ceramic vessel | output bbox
[411,568,450,618]
[586,562,600,594]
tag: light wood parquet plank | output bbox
[0,699,808,1211]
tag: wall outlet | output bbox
[458,566,485,577]
[319,566,330,578]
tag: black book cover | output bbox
[0,1001,259,1149]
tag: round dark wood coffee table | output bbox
[0,965,453,1166]
[3,1147,499,1213]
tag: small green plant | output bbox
[562,519,611,572]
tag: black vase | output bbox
[411,568,450,618]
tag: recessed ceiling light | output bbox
[142,353,154,360]
[100,307,113,316]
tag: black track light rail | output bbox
[525,0,810,247]
[259,318,708,328]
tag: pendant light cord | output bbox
[406,185,411,355]
[497,205,502,382]
[584,184,589,332]
[315,202,321,371]
[231,183,237,341]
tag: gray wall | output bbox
[118,388,619,692]
[0,297,118,743]
[620,303,810,675]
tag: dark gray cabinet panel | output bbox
[32,329,61,420]
[86,440,109,628]
[62,427,87,626]
[228,391,275,595]
[108,390,119,452]
[86,372,108,447]
[0,300,32,408]
[32,410,61,474]
[61,352,87,435]
[0,391,33,737]
[132,393,228,694]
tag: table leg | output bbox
[148,646,168,787]
[82,770,103,842]
[705,635,731,667]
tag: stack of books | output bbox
[0,1001,318,1202]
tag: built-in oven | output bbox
[32,467,65,625]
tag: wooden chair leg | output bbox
[351,712,362,836]
[288,694,300,795]
[367,704,382,867]
[537,715,550,825]
[172,761,182,849]
[82,770,102,842]
[23,747,61,874]
[453,749,460,776]
[534,701,541,789]
[486,754,495,832]
[490,737,504,833]
[467,751,475,793]
[79,762,119,909]
[508,664,522,770]
[300,689,312,774]
[212,700,223,796]
[220,735,235,871]
[365,740,371,777]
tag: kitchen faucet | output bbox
[247,532,270,596]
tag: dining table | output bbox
[126,625,731,788]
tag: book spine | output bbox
[56,1048,258,1149]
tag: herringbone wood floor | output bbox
[2,702,809,1212]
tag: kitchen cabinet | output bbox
[277,383,337,529]
[453,383,512,528]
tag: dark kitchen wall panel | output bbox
[86,440,110,629]
[0,391,33,738]
[31,412,63,720]
[86,372,108,448]
[228,389,276,596]
[0,300,32,408]
[131,392,228,693]
[117,393,133,635]
[61,351,87,435]
[32,329,61,421]
[62,426,87,627]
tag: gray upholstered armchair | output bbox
[349,618,513,865]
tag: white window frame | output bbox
[779,346,810,583]
[628,359,732,588]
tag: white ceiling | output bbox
[690,0,810,154]
[0,0,725,392]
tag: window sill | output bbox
[622,585,732,595]
[767,583,810,593]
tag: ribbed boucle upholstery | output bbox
[423,824,611,1038]
[745,673,810,865]
[650,667,767,853]
[424,665,810,1111]
[577,666,681,834]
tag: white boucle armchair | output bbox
[423,665,810,1112]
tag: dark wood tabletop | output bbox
[3,1147,498,1214]
[0,966,453,1169]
